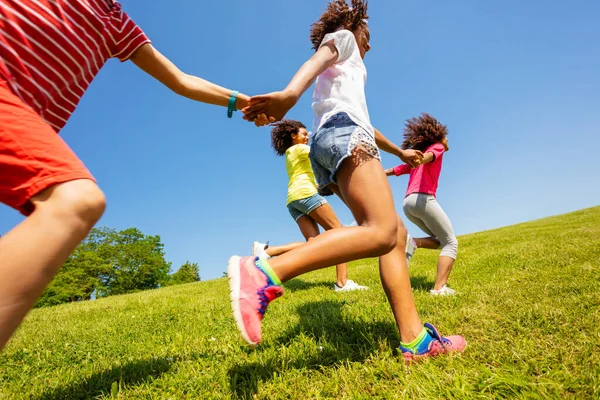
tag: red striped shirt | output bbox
[0,0,150,132]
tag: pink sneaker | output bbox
[400,323,467,363]
[227,256,283,346]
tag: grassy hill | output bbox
[1,206,599,399]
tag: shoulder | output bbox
[428,143,446,153]
[320,30,357,62]
[286,144,306,155]
[321,29,355,44]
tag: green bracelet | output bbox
[227,90,239,118]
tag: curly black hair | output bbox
[270,119,307,156]
[401,113,448,152]
[310,0,369,51]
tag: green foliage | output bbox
[37,248,107,307]
[37,227,171,307]
[3,207,599,399]
[93,227,171,297]
[165,261,201,286]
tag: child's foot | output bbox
[334,279,369,292]
[430,285,456,296]
[227,256,283,346]
[406,234,417,265]
[252,241,271,260]
[399,323,466,362]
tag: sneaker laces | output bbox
[424,323,452,350]
[256,284,282,316]
[257,286,270,316]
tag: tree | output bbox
[36,227,171,307]
[94,227,171,297]
[37,249,107,307]
[168,261,201,286]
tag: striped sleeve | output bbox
[107,3,150,61]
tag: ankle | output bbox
[255,259,282,286]
[400,325,426,344]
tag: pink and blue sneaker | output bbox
[227,256,284,346]
[399,323,466,362]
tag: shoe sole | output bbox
[227,256,258,347]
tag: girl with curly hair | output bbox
[229,0,466,360]
[385,113,457,296]
[251,119,368,292]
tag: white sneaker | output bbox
[334,279,369,292]
[251,241,270,260]
[430,285,456,296]
[406,234,417,266]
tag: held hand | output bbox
[235,94,274,126]
[399,149,424,168]
[253,114,276,127]
[242,91,297,126]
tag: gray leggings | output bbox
[403,193,458,259]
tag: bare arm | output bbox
[384,168,395,176]
[281,43,339,102]
[241,43,339,124]
[421,152,436,164]
[374,128,403,158]
[374,128,424,168]
[130,43,250,110]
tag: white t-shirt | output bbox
[311,30,373,137]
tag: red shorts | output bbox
[0,80,95,216]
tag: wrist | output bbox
[235,92,250,110]
[282,88,301,105]
[227,90,239,118]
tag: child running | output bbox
[0,0,270,351]
[385,113,458,296]
[252,119,368,292]
[229,0,466,360]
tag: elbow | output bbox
[169,73,189,97]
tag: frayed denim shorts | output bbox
[309,112,380,195]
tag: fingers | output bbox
[243,110,263,122]
[256,114,270,126]
[242,101,268,114]
[248,113,271,127]
[248,95,270,104]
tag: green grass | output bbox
[1,207,599,399]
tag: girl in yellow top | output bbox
[252,120,367,292]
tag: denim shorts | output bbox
[309,112,380,196]
[287,193,328,221]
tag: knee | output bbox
[367,218,398,256]
[37,180,106,229]
[441,236,458,258]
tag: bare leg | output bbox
[262,215,319,257]
[434,256,455,290]
[265,242,305,257]
[308,203,349,287]
[267,152,423,342]
[0,180,106,351]
[414,237,440,249]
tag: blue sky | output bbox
[1,0,599,280]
